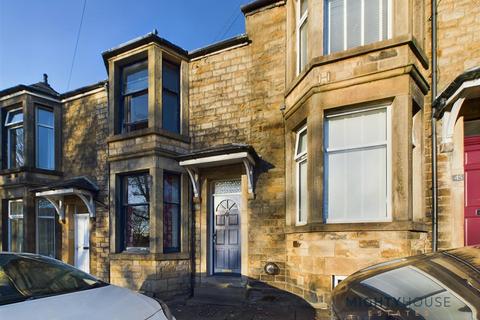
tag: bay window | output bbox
[121,61,148,132]
[5,109,24,169]
[37,199,56,257]
[162,60,181,134]
[163,172,181,253]
[8,200,24,252]
[324,105,390,223]
[326,0,391,54]
[295,126,308,225]
[122,172,150,250]
[36,107,55,170]
[297,0,308,73]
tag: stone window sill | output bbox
[0,167,63,176]
[109,251,190,261]
[285,221,429,234]
[107,127,190,144]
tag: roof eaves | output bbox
[189,34,251,59]
[60,80,107,100]
[241,0,285,15]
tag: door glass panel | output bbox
[214,180,241,194]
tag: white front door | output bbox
[74,214,90,273]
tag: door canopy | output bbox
[177,144,258,198]
[32,177,99,220]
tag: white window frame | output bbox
[8,199,24,252]
[35,107,55,170]
[5,108,24,169]
[324,104,392,223]
[36,199,56,257]
[296,0,308,74]
[295,125,308,225]
[326,0,393,55]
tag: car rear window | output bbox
[0,255,106,305]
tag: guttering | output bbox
[431,0,438,252]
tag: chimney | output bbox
[43,73,48,85]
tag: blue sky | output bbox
[0,0,251,93]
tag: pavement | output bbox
[167,294,317,320]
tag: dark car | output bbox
[331,246,480,320]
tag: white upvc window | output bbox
[8,199,24,252]
[295,125,308,225]
[326,0,392,54]
[297,0,308,74]
[324,104,391,223]
[5,108,24,169]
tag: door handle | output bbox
[213,232,217,244]
[476,209,480,216]
[83,246,90,250]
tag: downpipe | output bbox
[431,0,439,252]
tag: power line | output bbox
[67,0,87,91]
[213,0,243,42]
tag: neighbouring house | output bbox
[0,0,479,318]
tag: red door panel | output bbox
[464,136,480,246]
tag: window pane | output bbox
[163,203,180,252]
[164,173,180,204]
[129,93,148,123]
[126,174,150,204]
[123,61,148,94]
[382,0,389,39]
[162,61,180,93]
[8,127,24,168]
[9,201,24,253]
[37,108,54,127]
[327,108,387,150]
[346,0,361,49]
[125,205,149,248]
[298,159,308,223]
[164,172,181,253]
[296,128,307,156]
[37,126,54,170]
[5,110,23,126]
[329,0,345,53]
[326,108,389,222]
[37,200,55,258]
[162,90,180,133]
[300,0,308,16]
[365,0,381,44]
[299,20,308,72]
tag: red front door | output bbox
[464,136,480,246]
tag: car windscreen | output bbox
[0,255,106,305]
[332,251,480,320]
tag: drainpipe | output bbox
[431,0,439,252]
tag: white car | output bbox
[0,253,174,320]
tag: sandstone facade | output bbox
[0,0,478,318]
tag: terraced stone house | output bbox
[1,0,479,317]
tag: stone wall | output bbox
[189,3,287,287]
[432,0,480,250]
[63,89,110,280]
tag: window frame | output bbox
[36,198,56,258]
[325,0,393,55]
[5,108,24,169]
[120,60,149,133]
[163,171,182,253]
[296,0,309,74]
[324,104,392,224]
[35,106,55,170]
[121,172,151,252]
[161,59,181,134]
[8,199,24,252]
[295,125,308,226]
